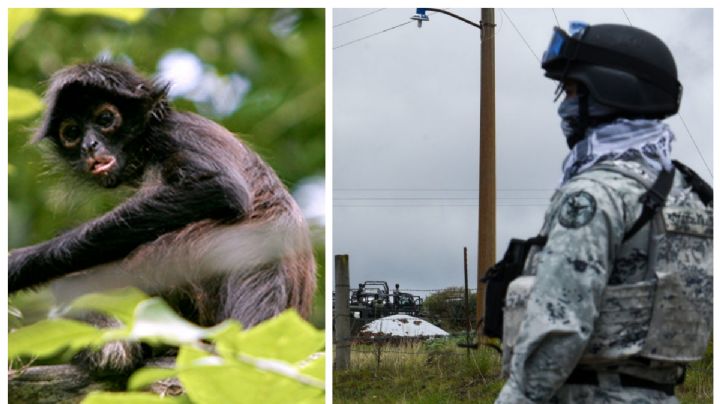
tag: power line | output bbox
[677,114,713,178]
[621,9,633,26]
[500,9,540,63]
[334,204,550,208]
[334,9,481,51]
[619,10,712,179]
[334,19,415,50]
[334,197,548,200]
[333,9,385,28]
[551,9,560,26]
[334,188,554,192]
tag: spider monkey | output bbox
[8,61,316,373]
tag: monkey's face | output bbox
[50,91,146,188]
[36,63,169,188]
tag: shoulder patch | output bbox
[558,191,597,229]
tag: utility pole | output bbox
[476,8,495,334]
[409,7,496,338]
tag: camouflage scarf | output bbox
[561,118,675,183]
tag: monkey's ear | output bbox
[145,80,171,123]
[32,89,59,143]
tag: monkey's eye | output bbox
[59,120,82,148]
[94,104,121,132]
[96,111,115,127]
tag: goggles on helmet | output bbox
[541,22,588,68]
[541,22,679,98]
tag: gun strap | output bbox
[623,168,675,242]
[530,166,677,246]
[672,160,713,206]
[527,235,548,247]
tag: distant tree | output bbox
[423,287,476,332]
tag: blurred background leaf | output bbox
[8,8,325,328]
[53,8,148,23]
[8,86,44,120]
[8,8,41,47]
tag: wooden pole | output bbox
[463,247,471,356]
[476,8,496,334]
[334,255,351,370]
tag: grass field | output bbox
[333,336,712,403]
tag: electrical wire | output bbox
[551,9,560,26]
[621,9,633,26]
[334,9,488,51]
[333,19,415,50]
[620,9,712,179]
[334,204,550,208]
[333,9,385,28]
[334,188,554,192]
[677,114,713,178]
[334,197,549,200]
[500,9,540,63]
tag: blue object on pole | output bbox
[411,8,430,28]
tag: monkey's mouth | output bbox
[88,155,117,176]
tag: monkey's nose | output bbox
[82,139,99,154]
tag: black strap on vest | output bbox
[672,160,713,206]
[620,161,713,242]
[622,167,675,242]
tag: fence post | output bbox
[463,246,471,357]
[334,254,351,370]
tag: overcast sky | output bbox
[332,8,713,296]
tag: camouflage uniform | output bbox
[496,158,710,403]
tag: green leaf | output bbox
[8,86,43,120]
[53,8,148,23]
[178,363,323,404]
[204,320,242,340]
[8,8,41,47]
[128,367,179,391]
[130,298,230,345]
[70,287,149,325]
[82,391,189,404]
[214,310,324,364]
[8,318,103,358]
[299,353,325,381]
[176,345,217,368]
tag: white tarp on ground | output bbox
[360,314,449,337]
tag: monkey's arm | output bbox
[9,175,248,293]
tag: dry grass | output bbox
[334,337,712,404]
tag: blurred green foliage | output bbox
[8,8,325,326]
[9,288,325,403]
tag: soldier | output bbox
[496,23,712,403]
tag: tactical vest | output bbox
[502,161,712,367]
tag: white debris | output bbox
[360,314,449,337]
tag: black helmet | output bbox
[542,23,682,118]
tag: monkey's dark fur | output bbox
[9,62,316,373]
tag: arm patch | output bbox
[558,191,597,229]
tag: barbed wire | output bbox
[350,348,475,357]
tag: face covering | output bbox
[558,97,580,139]
[557,95,619,142]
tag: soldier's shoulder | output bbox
[567,160,651,195]
[553,161,649,213]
